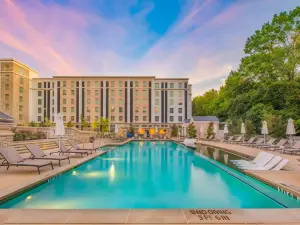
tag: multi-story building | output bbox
[0,59,192,128]
[0,59,38,124]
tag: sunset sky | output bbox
[0,0,298,96]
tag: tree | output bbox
[170,124,179,137]
[44,117,52,127]
[187,122,197,138]
[91,118,100,132]
[100,117,110,133]
[128,124,134,134]
[206,122,215,138]
[28,121,37,127]
[66,121,74,128]
[80,115,89,130]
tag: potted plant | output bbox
[127,124,134,138]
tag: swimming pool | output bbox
[1,141,300,209]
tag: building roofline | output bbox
[155,78,189,80]
[52,75,156,79]
[0,58,38,73]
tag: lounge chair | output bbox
[0,147,53,174]
[230,136,242,144]
[225,136,234,143]
[271,159,288,171]
[263,139,288,151]
[282,141,300,154]
[241,137,256,146]
[238,156,282,170]
[26,144,70,167]
[231,152,274,167]
[183,138,196,148]
[256,138,276,148]
[51,142,90,157]
[246,138,264,147]
[69,141,98,153]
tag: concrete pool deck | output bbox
[0,139,300,224]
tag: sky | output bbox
[0,0,299,96]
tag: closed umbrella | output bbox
[199,125,203,138]
[224,123,229,140]
[261,120,268,144]
[286,118,296,140]
[155,126,158,133]
[241,122,246,141]
[55,113,65,150]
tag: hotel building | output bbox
[1,59,192,128]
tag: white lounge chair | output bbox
[183,138,196,148]
[271,159,288,171]
[238,156,282,170]
[282,141,300,154]
[231,152,274,167]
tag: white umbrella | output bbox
[261,120,268,144]
[155,126,158,133]
[55,113,65,150]
[199,125,203,138]
[241,122,246,141]
[115,124,119,134]
[224,124,229,134]
[286,118,296,139]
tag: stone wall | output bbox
[0,133,14,147]
[65,128,97,143]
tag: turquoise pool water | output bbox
[1,141,300,209]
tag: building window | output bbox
[178,108,182,113]
[111,90,115,96]
[38,108,42,113]
[71,107,75,113]
[19,105,23,111]
[71,81,75,88]
[19,114,23,120]
[5,84,9,90]
[95,116,99,120]
[87,90,91,96]
[111,81,115,87]
[178,91,183,97]
[135,107,139,113]
[111,99,115,104]
[170,108,174,113]
[63,90,66,95]
[143,107,147,113]
[119,99,123,104]
[87,99,91,104]
[143,90,147,97]
[95,99,99,104]
[155,99,159,105]
[170,91,174,97]
[71,99,74,104]
[178,83,182,88]
[170,116,174,122]
[155,83,159,88]
[178,99,183,105]
[143,116,147,121]
[155,107,159,113]
[119,107,123,113]
[119,90,123,96]
[63,107,66,112]
[19,96,23,102]
[95,90,99,96]
[135,116,139,121]
[5,104,9,110]
[170,83,174,88]
[38,83,42,88]
[38,91,42,96]
[38,116,42,122]
[95,81,99,87]
[63,99,66,104]
[135,99,139,104]
[95,107,99,112]
[143,81,147,87]
[5,94,9,101]
[87,81,90,87]
[63,81,66,87]
[63,116,66,121]
[155,91,159,97]
[111,116,115,121]
[20,77,24,84]
[135,90,139,96]
[135,81,139,87]
[71,90,75,95]
[178,116,182,122]
[71,116,75,121]
[38,99,42,105]
[119,116,123,121]
[170,99,174,105]
[155,116,159,122]
[119,81,123,87]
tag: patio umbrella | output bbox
[241,122,246,141]
[55,113,65,150]
[199,125,203,138]
[261,120,268,144]
[155,126,158,133]
[224,124,229,134]
[286,118,296,139]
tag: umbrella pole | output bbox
[264,134,266,144]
